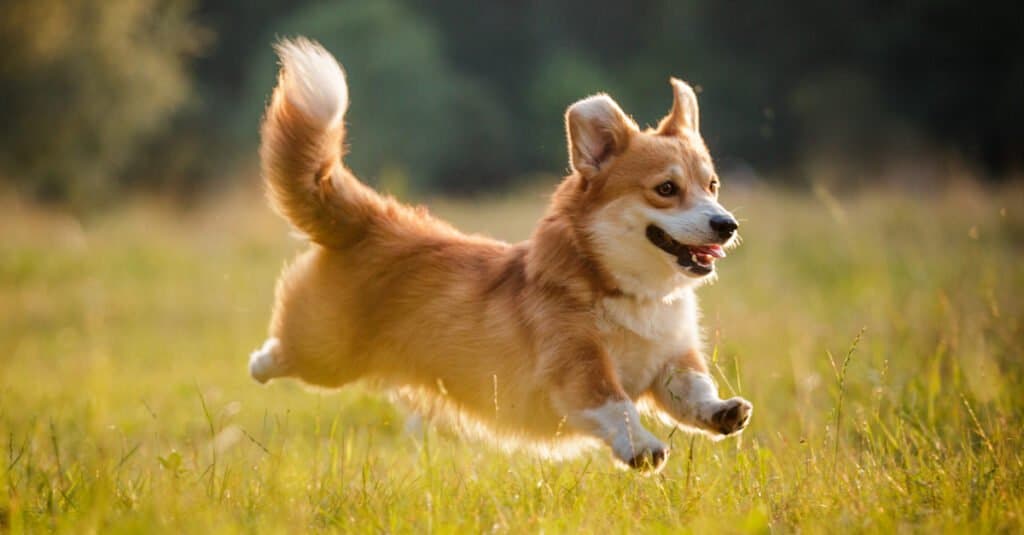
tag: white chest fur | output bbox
[597,288,702,397]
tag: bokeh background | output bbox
[2,0,1022,204]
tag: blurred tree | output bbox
[670,0,1024,177]
[0,0,206,205]
[526,49,622,171]
[3,0,1022,205]
[235,0,512,194]
[117,0,308,199]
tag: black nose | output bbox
[709,215,738,239]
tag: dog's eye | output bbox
[710,179,719,194]
[654,181,678,197]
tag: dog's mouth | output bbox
[645,225,726,276]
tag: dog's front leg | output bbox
[650,351,752,438]
[548,344,668,471]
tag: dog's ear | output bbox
[566,95,636,176]
[657,78,700,136]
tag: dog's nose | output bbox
[709,215,738,240]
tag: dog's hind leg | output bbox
[249,337,288,384]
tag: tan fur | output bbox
[252,39,751,470]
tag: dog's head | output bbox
[562,79,738,297]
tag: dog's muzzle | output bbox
[645,224,726,276]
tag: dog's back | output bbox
[254,39,569,440]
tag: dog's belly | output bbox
[598,290,700,398]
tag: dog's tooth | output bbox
[690,253,698,264]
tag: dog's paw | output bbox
[613,433,669,473]
[708,397,752,436]
[626,445,669,472]
[249,338,283,384]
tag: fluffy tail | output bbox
[260,38,381,248]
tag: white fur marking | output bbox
[582,400,665,464]
[645,199,732,250]
[275,38,348,128]
[600,290,696,343]
[598,289,700,396]
[249,337,283,384]
[589,197,692,298]
[683,372,721,422]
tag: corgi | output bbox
[250,38,751,471]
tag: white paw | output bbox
[612,429,669,472]
[585,400,669,472]
[249,338,283,384]
[701,397,752,436]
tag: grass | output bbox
[1,179,1022,533]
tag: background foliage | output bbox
[1,0,1022,203]
[0,0,204,204]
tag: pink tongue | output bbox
[691,244,726,258]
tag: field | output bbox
[1,180,1022,533]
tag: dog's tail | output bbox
[260,38,384,249]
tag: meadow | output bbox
[1,178,1022,533]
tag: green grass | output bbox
[1,181,1022,533]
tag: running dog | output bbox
[250,38,751,471]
